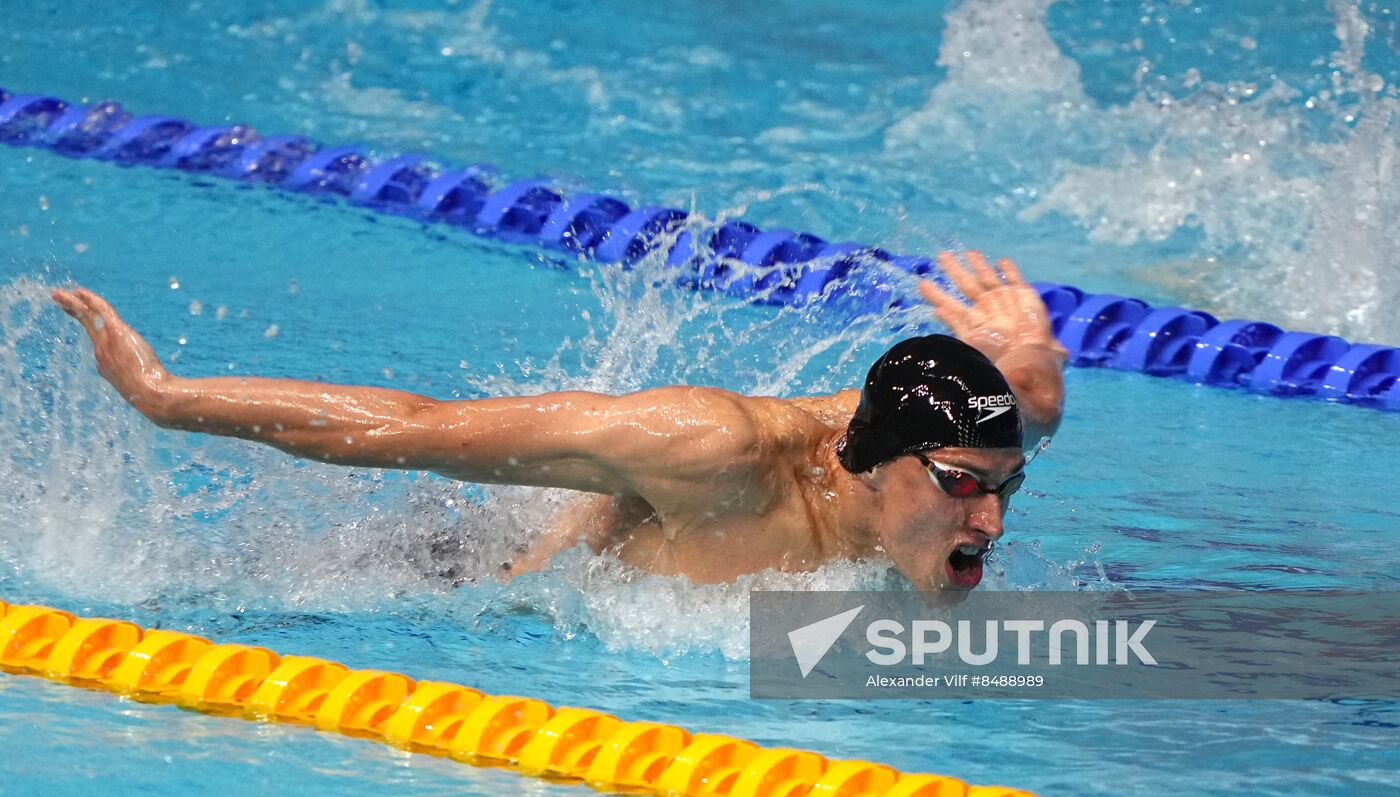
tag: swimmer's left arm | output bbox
[919,251,1067,443]
[52,287,771,504]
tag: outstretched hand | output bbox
[52,287,171,410]
[919,251,1067,365]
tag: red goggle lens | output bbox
[934,468,981,498]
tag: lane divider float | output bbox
[0,599,1035,797]
[2,86,1394,412]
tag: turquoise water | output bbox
[3,1,1400,795]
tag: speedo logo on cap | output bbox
[968,393,1016,424]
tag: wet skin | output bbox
[52,251,1066,589]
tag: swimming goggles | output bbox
[913,454,1025,499]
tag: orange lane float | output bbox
[0,600,1038,797]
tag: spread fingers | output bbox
[936,251,984,300]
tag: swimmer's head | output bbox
[837,334,1023,473]
[838,335,1025,591]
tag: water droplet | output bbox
[188,300,203,316]
[168,277,180,290]
[38,196,49,211]
[73,243,89,254]
[215,305,228,319]
[263,324,279,338]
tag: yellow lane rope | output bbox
[0,599,1036,797]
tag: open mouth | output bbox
[945,544,985,589]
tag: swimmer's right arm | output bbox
[918,252,1067,444]
[53,288,770,502]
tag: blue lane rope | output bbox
[3,87,1397,412]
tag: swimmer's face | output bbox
[865,447,1025,591]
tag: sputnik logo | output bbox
[787,605,865,678]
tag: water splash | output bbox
[888,0,1400,344]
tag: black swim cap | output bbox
[837,335,1023,473]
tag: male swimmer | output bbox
[52,251,1066,590]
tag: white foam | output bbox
[887,0,1091,160]
[888,0,1400,344]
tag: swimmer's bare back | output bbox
[53,251,1065,583]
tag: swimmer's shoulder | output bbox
[609,387,793,512]
[784,390,860,429]
[617,385,841,460]
[613,385,771,460]
[740,390,858,454]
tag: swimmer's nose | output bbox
[965,495,1004,541]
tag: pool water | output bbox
[3,1,1400,795]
